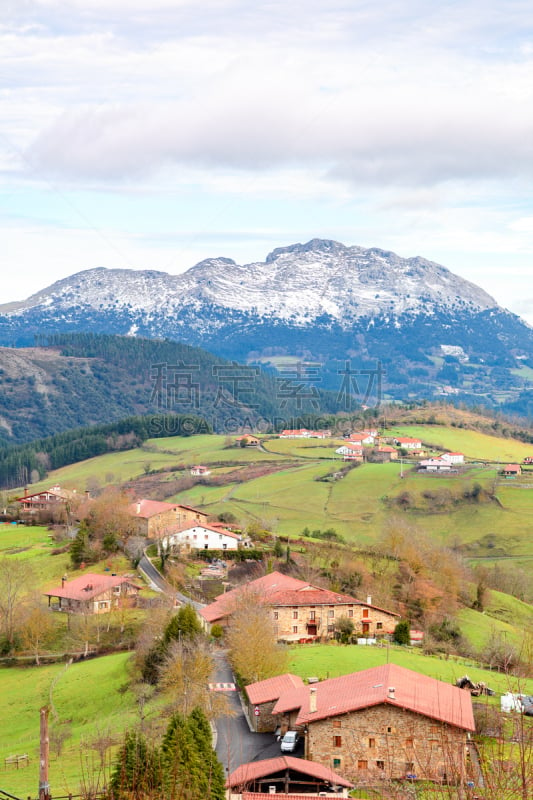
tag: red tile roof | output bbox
[245,673,305,705]
[267,587,358,607]
[273,664,474,731]
[200,571,308,623]
[200,572,360,623]
[44,573,138,601]
[173,523,241,540]
[128,499,179,518]
[227,756,354,789]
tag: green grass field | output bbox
[287,642,533,696]
[387,425,533,462]
[0,653,158,797]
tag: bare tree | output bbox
[0,558,33,649]
[226,600,288,684]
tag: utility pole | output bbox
[39,706,50,800]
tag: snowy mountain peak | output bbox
[1,239,498,327]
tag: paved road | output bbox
[213,651,284,776]
[138,554,204,611]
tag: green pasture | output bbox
[0,653,160,797]
[386,425,533,462]
[262,437,344,460]
[287,643,533,696]
[0,524,72,583]
[457,608,521,651]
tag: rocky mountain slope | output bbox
[1,240,532,411]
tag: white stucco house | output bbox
[163,524,245,551]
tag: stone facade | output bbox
[247,699,278,733]
[306,704,467,783]
[272,602,397,641]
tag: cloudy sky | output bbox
[2,0,533,321]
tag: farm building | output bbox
[200,571,398,641]
[127,499,209,537]
[163,523,247,551]
[226,756,354,799]
[272,664,475,784]
[45,573,140,614]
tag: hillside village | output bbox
[1,411,533,800]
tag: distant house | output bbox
[279,429,331,439]
[394,437,422,450]
[523,456,533,465]
[127,499,209,537]
[190,465,211,477]
[44,573,140,614]
[163,523,245,551]
[351,430,376,445]
[272,664,475,783]
[226,756,354,799]
[441,452,464,465]
[235,434,260,446]
[200,571,398,642]
[410,629,425,645]
[335,444,364,461]
[502,464,521,476]
[418,458,452,472]
[375,445,398,461]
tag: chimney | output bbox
[136,501,141,514]
[61,574,67,588]
[309,686,317,713]
[367,595,372,606]
[388,687,396,700]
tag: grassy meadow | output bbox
[0,653,156,797]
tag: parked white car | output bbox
[280,731,299,752]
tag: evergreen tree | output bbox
[393,619,411,645]
[162,712,204,800]
[188,707,225,800]
[163,604,202,645]
[109,729,163,799]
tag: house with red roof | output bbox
[226,756,354,799]
[245,673,305,732]
[163,523,247,551]
[127,499,209,537]
[393,437,422,450]
[502,464,521,476]
[335,444,363,461]
[200,571,398,642]
[16,484,78,521]
[272,664,475,783]
[44,573,140,614]
[190,465,211,477]
[441,452,465,465]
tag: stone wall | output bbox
[271,603,397,640]
[306,704,467,783]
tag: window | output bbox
[387,727,394,734]
[357,760,368,770]
[223,543,227,549]
[293,625,298,634]
[333,758,341,769]
[405,738,414,748]
[293,610,298,619]
[368,738,375,748]
[309,611,315,620]
[348,609,353,617]
[328,609,335,617]
[332,720,341,729]
[376,760,385,770]
[405,762,415,773]
[333,736,342,747]
[273,611,278,620]
[377,622,383,630]
[362,608,369,618]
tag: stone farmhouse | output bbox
[245,673,305,733]
[271,664,475,784]
[226,756,354,799]
[200,571,398,642]
[45,573,140,614]
[127,499,209,537]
